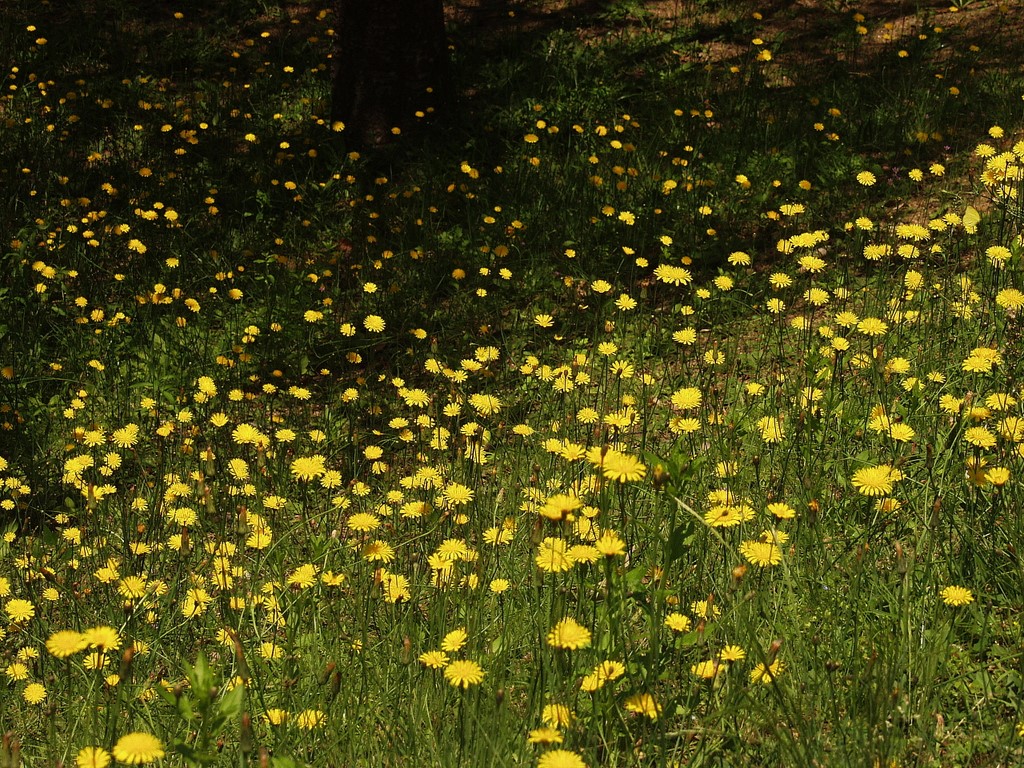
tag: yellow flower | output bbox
[670,387,702,410]
[691,659,720,679]
[76,746,112,768]
[739,539,783,566]
[964,427,996,449]
[443,659,484,688]
[381,572,410,603]
[851,464,901,496]
[361,539,395,563]
[857,317,888,336]
[624,692,661,719]
[594,530,626,557]
[940,586,974,607]
[546,617,592,650]
[540,493,582,522]
[757,416,785,443]
[441,627,468,652]
[112,732,164,764]
[597,449,646,482]
[750,659,785,684]
[536,537,574,573]
[654,264,692,286]
[664,612,691,632]
[290,454,327,481]
[442,482,474,506]
[264,708,288,725]
[768,502,796,519]
[720,644,746,662]
[527,728,563,745]
[47,630,88,658]
[363,314,386,332]
[418,650,449,669]
[542,703,573,728]
[537,749,587,768]
[6,598,35,623]
[296,709,326,729]
[23,682,46,704]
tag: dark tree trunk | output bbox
[331,0,449,147]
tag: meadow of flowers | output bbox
[1,0,1023,765]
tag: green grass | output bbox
[1,0,1023,766]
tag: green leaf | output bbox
[218,683,245,722]
[665,518,694,564]
[187,652,213,697]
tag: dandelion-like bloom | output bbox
[46,630,88,663]
[540,493,583,522]
[290,455,326,481]
[118,575,148,600]
[76,746,112,768]
[381,572,410,603]
[673,327,697,345]
[542,703,573,728]
[294,710,325,729]
[469,393,502,415]
[347,512,381,533]
[264,709,288,726]
[857,317,888,336]
[5,598,35,623]
[361,539,395,563]
[286,563,319,589]
[231,423,268,448]
[704,505,744,528]
[581,660,625,692]
[691,659,720,679]
[441,627,468,652]
[537,749,588,768]
[757,416,785,443]
[624,692,661,720]
[739,539,783,567]
[527,728,563,745]
[419,650,449,669]
[443,482,474,506]
[664,612,691,632]
[111,424,140,449]
[23,682,46,704]
[856,171,876,186]
[963,427,996,449]
[112,732,164,764]
[768,502,796,520]
[84,625,122,651]
[536,537,574,573]
[599,450,646,482]
[986,467,1010,486]
[851,464,899,496]
[546,617,592,650]
[749,659,785,684]
[444,659,484,688]
[670,387,702,410]
[594,530,626,557]
[940,586,974,607]
[654,264,692,286]
[720,645,746,662]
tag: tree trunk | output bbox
[331,0,449,147]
